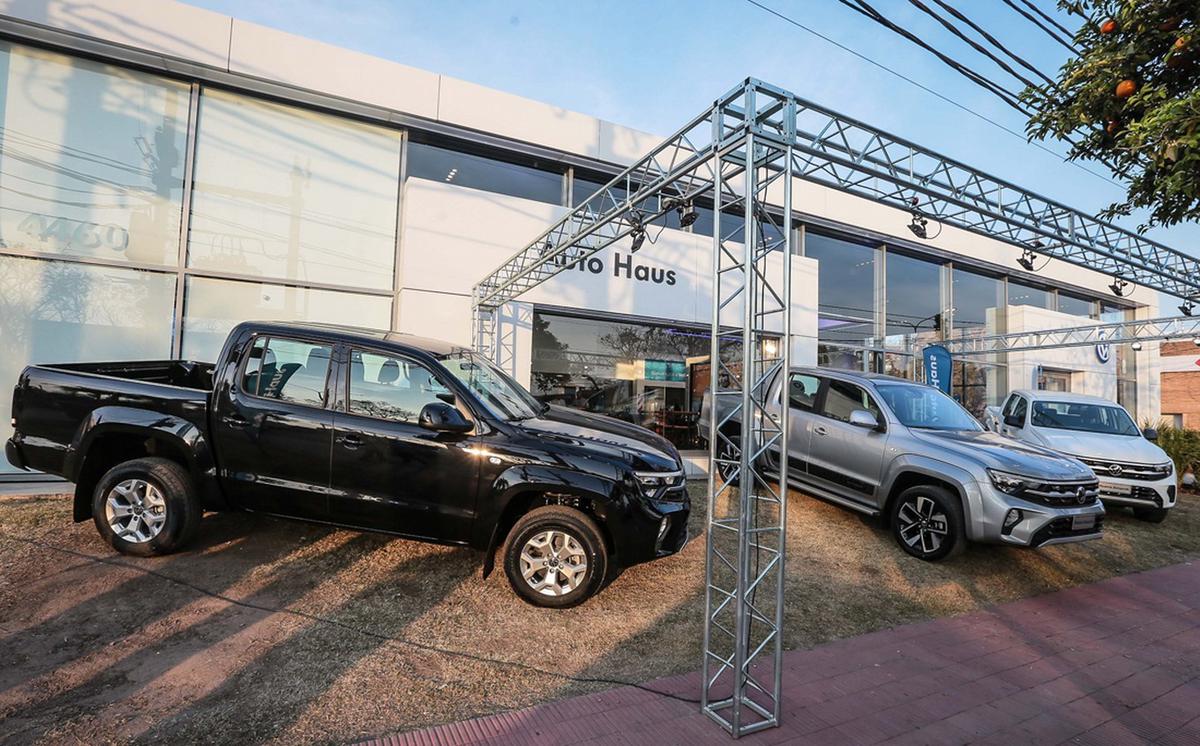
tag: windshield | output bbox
[438,351,544,421]
[874,383,982,432]
[1031,400,1139,436]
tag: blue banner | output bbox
[923,344,953,394]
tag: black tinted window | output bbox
[822,380,881,423]
[788,374,821,411]
[242,336,331,407]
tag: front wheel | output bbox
[92,457,201,557]
[503,506,607,608]
[1133,506,1169,523]
[889,485,965,561]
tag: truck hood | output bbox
[514,405,681,472]
[909,429,1093,481]
[1028,427,1169,465]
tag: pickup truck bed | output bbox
[7,360,222,516]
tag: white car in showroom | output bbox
[985,390,1176,523]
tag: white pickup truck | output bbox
[984,390,1177,523]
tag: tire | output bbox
[715,430,741,487]
[92,457,201,557]
[1133,506,1169,524]
[889,485,966,561]
[503,505,608,609]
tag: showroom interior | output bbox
[0,7,1162,475]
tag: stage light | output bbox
[1130,341,1143,351]
[908,214,928,239]
[1018,249,1038,272]
[630,226,646,253]
[1109,277,1130,297]
[1180,300,1196,317]
[678,201,698,228]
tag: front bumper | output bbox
[968,479,1105,548]
[1094,476,1176,510]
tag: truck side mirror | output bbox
[1004,413,1023,428]
[1142,427,1159,442]
[849,409,880,430]
[419,402,472,433]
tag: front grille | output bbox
[1032,515,1104,546]
[1021,479,1100,507]
[1078,457,1172,482]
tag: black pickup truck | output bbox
[6,321,689,607]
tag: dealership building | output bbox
[0,0,1168,476]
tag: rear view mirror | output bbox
[849,409,880,430]
[419,402,472,433]
[1004,413,1023,428]
[1142,427,1159,442]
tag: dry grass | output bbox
[0,485,1197,744]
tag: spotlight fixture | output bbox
[906,196,933,239]
[678,201,699,228]
[1109,276,1130,297]
[1130,341,1143,351]
[630,225,646,253]
[1193,337,1200,347]
[1180,300,1196,317]
[1018,249,1038,272]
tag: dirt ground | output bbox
[1,484,1198,745]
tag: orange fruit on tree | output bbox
[1100,19,1117,34]
[1115,79,1137,98]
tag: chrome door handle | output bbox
[814,425,828,436]
[221,414,248,429]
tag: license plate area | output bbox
[1099,482,1132,496]
[1072,514,1097,532]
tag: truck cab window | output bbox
[348,350,451,423]
[242,337,331,407]
[822,379,882,423]
[788,374,821,411]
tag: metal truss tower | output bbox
[470,78,1197,738]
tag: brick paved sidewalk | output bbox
[367,561,1200,745]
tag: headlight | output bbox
[988,469,1035,496]
[1158,462,1174,476]
[634,470,685,498]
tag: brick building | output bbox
[1161,341,1200,429]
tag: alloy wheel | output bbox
[896,495,949,555]
[717,438,740,483]
[104,478,167,543]
[519,529,587,597]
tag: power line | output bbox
[906,0,1044,92]
[740,0,1121,188]
[1001,0,1079,53]
[838,0,1030,114]
[1019,0,1078,41]
[927,0,1058,88]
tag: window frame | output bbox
[236,333,336,410]
[341,344,475,428]
[784,372,824,413]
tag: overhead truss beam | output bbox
[943,314,1200,355]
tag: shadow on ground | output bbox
[0,487,1196,743]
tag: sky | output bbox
[189,0,1200,255]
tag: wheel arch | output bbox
[67,407,217,522]
[880,458,974,528]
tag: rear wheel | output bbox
[503,506,607,608]
[92,457,201,557]
[1133,506,1169,523]
[715,432,741,486]
[889,485,965,561]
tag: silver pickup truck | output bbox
[700,367,1104,561]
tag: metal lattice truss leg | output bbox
[701,86,794,738]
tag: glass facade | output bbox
[0,42,189,266]
[0,38,1148,469]
[408,141,563,204]
[188,89,401,289]
[530,311,742,450]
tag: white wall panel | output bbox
[437,76,600,157]
[228,19,440,120]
